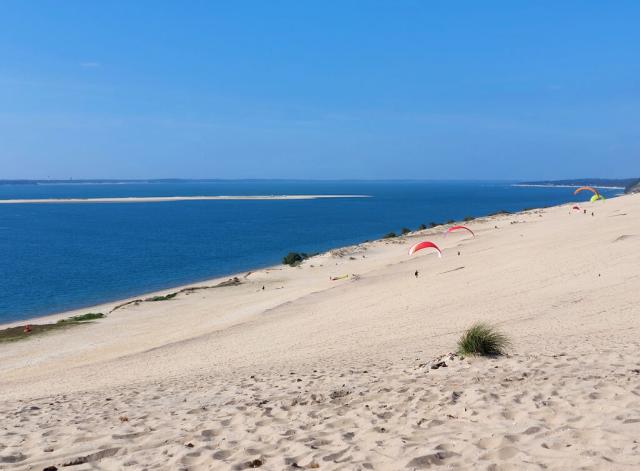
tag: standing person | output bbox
[414,270,419,278]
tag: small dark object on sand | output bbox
[431,361,447,370]
[43,467,58,471]
[457,251,460,256]
[247,458,263,468]
[414,270,419,278]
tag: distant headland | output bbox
[516,178,640,194]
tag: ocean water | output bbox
[0,180,620,323]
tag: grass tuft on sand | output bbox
[57,312,104,324]
[145,293,178,302]
[457,322,510,356]
[0,313,105,343]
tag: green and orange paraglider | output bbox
[574,186,605,202]
[574,186,598,196]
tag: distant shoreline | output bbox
[512,184,625,190]
[0,194,371,204]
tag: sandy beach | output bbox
[1,194,639,470]
[0,195,369,204]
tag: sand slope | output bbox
[1,194,639,470]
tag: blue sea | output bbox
[0,181,620,323]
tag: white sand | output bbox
[1,194,639,470]
[0,195,369,204]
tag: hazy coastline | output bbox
[0,194,370,204]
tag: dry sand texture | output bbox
[1,194,639,470]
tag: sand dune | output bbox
[0,195,369,204]
[1,194,639,470]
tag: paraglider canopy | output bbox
[572,205,581,210]
[446,225,475,237]
[408,241,442,257]
[590,194,605,202]
[574,186,598,196]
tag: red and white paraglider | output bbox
[446,225,475,238]
[408,241,442,258]
[572,205,581,211]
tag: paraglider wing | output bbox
[446,225,475,237]
[572,205,581,210]
[408,241,442,257]
[574,186,598,196]
[590,194,605,202]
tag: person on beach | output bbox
[414,270,419,278]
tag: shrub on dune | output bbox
[401,227,411,235]
[282,252,310,266]
[382,232,397,239]
[457,322,510,357]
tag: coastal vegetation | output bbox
[110,277,242,312]
[57,312,104,323]
[401,227,411,235]
[457,322,510,356]
[382,232,397,239]
[0,312,105,343]
[145,293,178,302]
[417,223,427,230]
[283,252,310,266]
[626,179,640,193]
[488,209,510,216]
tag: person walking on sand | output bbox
[414,270,419,278]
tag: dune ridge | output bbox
[1,194,639,470]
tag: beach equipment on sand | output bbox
[408,241,442,257]
[446,225,475,238]
[590,194,605,202]
[572,205,581,211]
[330,274,349,281]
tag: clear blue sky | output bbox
[1,1,638,180]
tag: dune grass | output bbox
[56,312,104,324]
[0,312,105,343]
[457,322,510,357]
[145,293,178,302]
